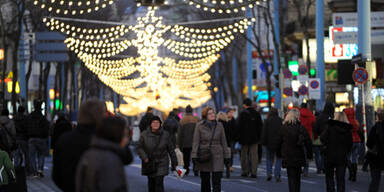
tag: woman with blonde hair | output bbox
[321,112,353,192]
[277,109,312,192]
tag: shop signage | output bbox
[333,12,384,28]
[333,29,384,44]
[309,78,321,99]
[0,49,3,61]
[353,67,369,84]
[298,85,308,96]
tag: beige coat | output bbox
[191,120,230,172]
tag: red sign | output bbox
[298,65,308,75]
[283,69,292,79]
[283,87,293,96]
[0,49,4,61]
[298,85,309,96]
[353,67,369,84]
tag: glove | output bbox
[224,158,231,166]
[192,158,198,164]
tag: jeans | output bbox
[28,138,48,174]
[313,145,324,171]
[200,172,222,192]
[266,149,281,177]
[368,169,382,192]
[287,166,302,192]
[241,144,258,175]
[349,143,360,164]
[148,176,164,192]
[14,140,29,169]
[325,165,346,192]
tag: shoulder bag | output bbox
[197,124,217,163]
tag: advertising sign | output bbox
[0,49,3,61]
[333,12,384,28]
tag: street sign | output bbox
[298,65,308,75]
[309,78,321,99]
[351,54,363,65]
[298,85,308,96]
[34,32,68,62]
[283,87,293,97]
[283,69,292,79]
[352,67,369,84]
[0,49,4,61]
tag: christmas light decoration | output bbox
[183,0,266,14]
[33,0,116,15]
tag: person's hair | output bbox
[301,102,307,108]
[78,98,106,127]
[243,98,252,107]
[378,111,384,121]
[334,112,350,123]
[147,107,153,112]
[96,116,127,144]
[226,108,235,114]
[33,100,42,111]
[283,109,300,125]
[267,108,278,118]
[18,106,26,113]
[201,106,214,119]
[1,108,9,116]
[185,105,193,113]
[150,115,162,126]
[217,112,228,122]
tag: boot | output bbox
[347,161,352,181]
[351,164,357,182]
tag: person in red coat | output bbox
[343,108,361,182]
[299,103,316,176]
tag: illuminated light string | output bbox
[184,0,266,14]
[33,0,116,15]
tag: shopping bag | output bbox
[173,166,186,179]
[175,148,184,167]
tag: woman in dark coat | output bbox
[261,108,282,182]
[136,116,178,192]
[321,112,353,192]
[76,116,133,192]
[192,107,231,192]
[277,109,312,192]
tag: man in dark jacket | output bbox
[237,98,263,178]
[52,99,106,192]
[139,107,154,133]
[13,106,30,173]
[261,108,282,182]
[163,111,180,146]
[51,112,72,150]
[367,111,384,192]
[177,105,200,176]
[27,101,50,178]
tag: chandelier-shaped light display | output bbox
[33,0,116,15]
[43,8,254,114]
[184,0,265,14]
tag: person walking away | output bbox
[51,112,72,151]
[52,99,106,192]
[321,112,353,192]
[177,105,200,176]
[0,109,16,158]
[26,101,50,178]
[299,103,316,177]
[217,112,231,178]
[163,111,180,147]
[191,107,230,192]
[366,111,384,192]
[261,108,282,182]
[136,116,178,192]
[13,106,29,174]
[237,98,263,178]
[226,108,236,173]
[277,109,312,192]
[139,107,154,133]
[313,102,335,174]
[76,116,133,192]
[343,108,361,182]
[0,148,16,192]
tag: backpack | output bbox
[0,124,17,152]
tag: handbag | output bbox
[197,124,216,163]
[142,133,163,175]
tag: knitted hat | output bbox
[150,115,162,125]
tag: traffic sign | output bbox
[283,69,292,79]
[0,49,4,61]
[298,65,308,75]
[309,78,321,99]
[310,79,320,89]
[352,67,368,84]
[283,87,293,96]
[351,54,364,65]
[298,85,309,96]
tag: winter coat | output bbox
[261,115,283,153]
[163,116,180,146]
[313,102,334,138]
[0,116,16,138]
[191,120,231,172]
[220,119,233,148]
[366,121,384,170]
[27,110,50,138]
[76,137,132,192]
[178,114,199,148]
[0,149,15,186]
[299,108,316,139]
[13,112,28,141]
[236,108,263,145]
[320,120,353,167]
[136,128,177,177]
[52,124,96,192]
[52,118,73,150]
[226,117,236,145]
[139,113,154,133]
[277,123,313,168]
[343,108,361,143]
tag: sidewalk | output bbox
[27,158,61,192]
